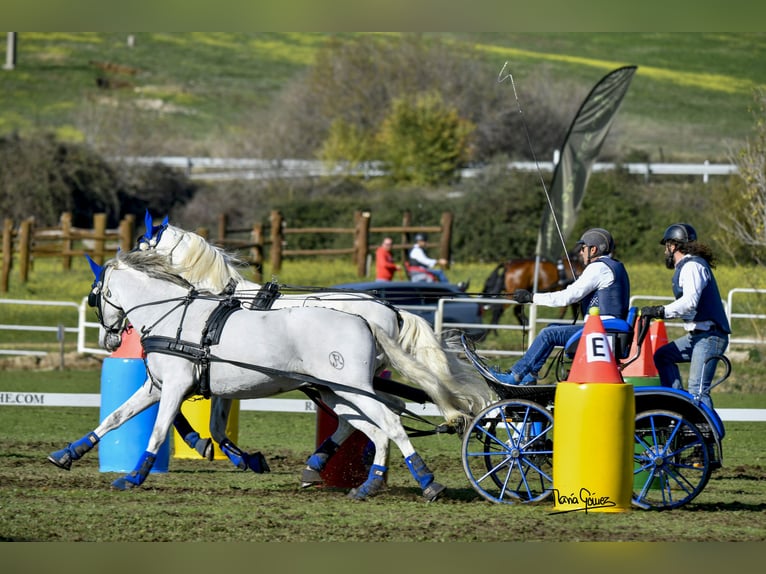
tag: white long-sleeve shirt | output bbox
[409,244,437,268]
[532,256,618,318]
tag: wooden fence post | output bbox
[1,218,13,292]
[93,213,107,265]
[400,210,412,264]
[270,210,284,272]
[439,211,453,267]
[61,212,73,271]
[251,222,264,283]
[18,218,32,283]
[119,214,136,252]
[354,210,371,277]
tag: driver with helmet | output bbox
[500,227,631,385]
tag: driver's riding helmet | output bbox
[413,232,428,243]
[576,228,614,256]
[660,223,697,245]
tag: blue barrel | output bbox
[98,357,170,473]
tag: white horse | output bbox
[48,250,447,501]
[138,215,494,477]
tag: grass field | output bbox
[1,33,765,160]
[0,381,764,542]
[1,257,765,542]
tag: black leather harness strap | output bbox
[142,296,242,398]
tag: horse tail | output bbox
[369,321,465,424]
[482,263,506,296]
[391,311,496,418]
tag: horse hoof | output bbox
[422,482,446,502]
[195,438,214,461]
[247,452,270,474]
[347,487,368,501]
[111,477,138,491]
[300,467,323,488]
[47,449,73,471]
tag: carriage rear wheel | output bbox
[462,399,554,504]
[632,409,712,510]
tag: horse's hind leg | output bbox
[324,392,446,502]
[48,379,159,471]
[300,415,358,488]
[210,397,269,473]
[173,410,214,460]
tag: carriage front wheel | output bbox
[632,409,712,510]
[462,399,554,504]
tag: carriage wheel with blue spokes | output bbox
[461,399,554,504]
[632,409,712,510]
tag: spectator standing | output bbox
[375,237,400,281]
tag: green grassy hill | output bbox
[1,32,765,161]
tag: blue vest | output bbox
[579,257,630,320]
[672,256,731,333]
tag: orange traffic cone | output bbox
[110,325,145,359]
[566,307,624,384]
[621,318,658,377]
[649,319,669,356]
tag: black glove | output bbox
[512,289,533,304]
[641,305,665,319]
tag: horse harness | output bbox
[141,281,280,399]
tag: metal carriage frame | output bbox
[456,316,730,510]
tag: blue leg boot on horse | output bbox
[48,432,100,470]
[173,413,214,461]
[301,437,340,487]
[111,451,157,490]
[348,465,388,500]
[405,452,446,502]
[220,439,270,473]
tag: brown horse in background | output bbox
[482,254,584,326]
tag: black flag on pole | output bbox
[536,65,637,261]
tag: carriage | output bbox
[458,312,731,510]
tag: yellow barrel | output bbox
[552,382,635,513]
[173,397,240,460]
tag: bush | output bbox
[376,92,475,186]
[262,35,573,164]
[0,133,198,228]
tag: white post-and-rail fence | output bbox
[118,156,739,184]
[2,290,765,421]
[2,288,765,359]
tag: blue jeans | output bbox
[512,324,582,380]
[653,329,729,409]
[430,269,449,283]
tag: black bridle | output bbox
[87,264,128,350]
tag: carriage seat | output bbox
[404,261,438,283]
[563,306,638,361]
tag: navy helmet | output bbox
[661,223,697,245]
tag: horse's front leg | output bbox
[211,397,270,474]
[48,378,159,471]
[111,380,189,490]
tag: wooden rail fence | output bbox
[1,210,453,290]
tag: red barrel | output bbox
[314,403,372,487]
